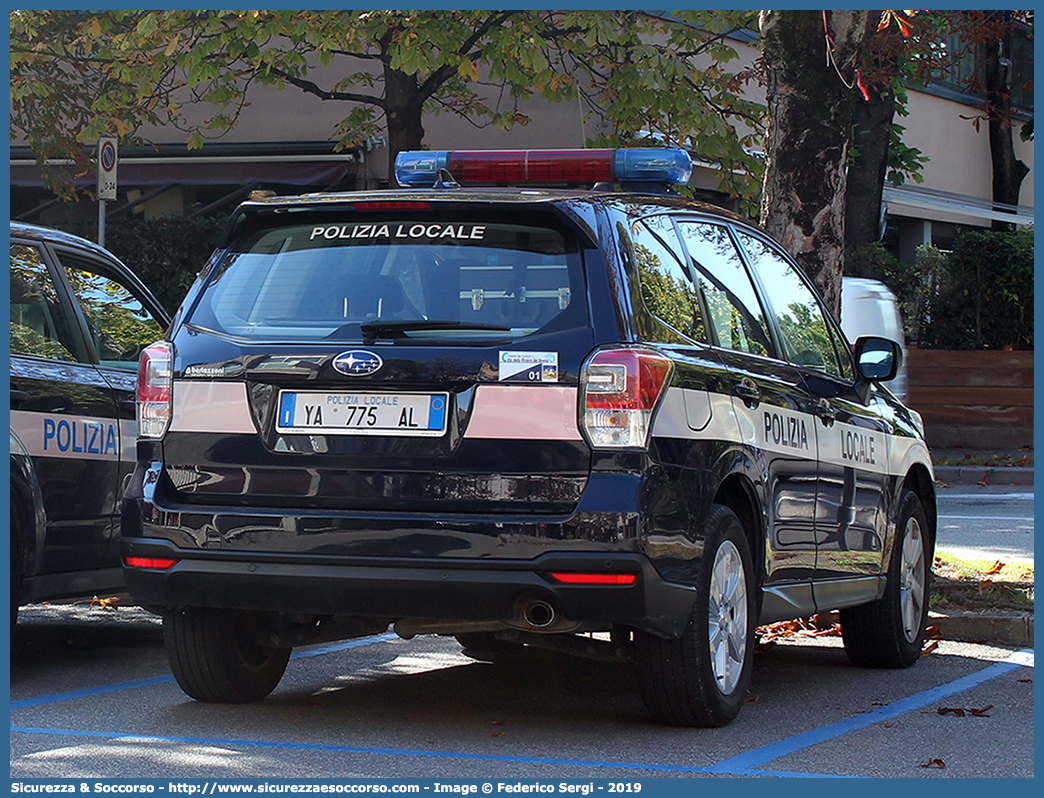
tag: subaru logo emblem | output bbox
[333,350,384,376]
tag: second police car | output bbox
[10,222,169,623]
[120,149,935,727]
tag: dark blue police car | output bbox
[120,149,935,726]
[10,222,169,622]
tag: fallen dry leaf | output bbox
[921,758,946,769]
[756,616,841,643]
[938,705,993,718]
[920,640,939,657]
[982,561,1006,576]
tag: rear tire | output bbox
[634,505,755,727]
[841,490,931,668]
[164,607,291,702]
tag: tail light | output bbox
[124,556,178,570]
[138,341,173,438]
[580,349,673,449]
[549,572,638,585]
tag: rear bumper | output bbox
[121,537,697,638]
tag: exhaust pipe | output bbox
[522,600,557,629]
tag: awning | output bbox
[882,185,1035,227]
[10,155,360,189]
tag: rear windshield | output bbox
[186,214,587,343]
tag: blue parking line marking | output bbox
[10,647,1033,778]
[706,649,1033,775]
[9,676,175,710]
[290,632,398,659]
[9,633,397,710]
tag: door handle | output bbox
[815,398,836,426]
[732,377,761,408]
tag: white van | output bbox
[840,277,908,402]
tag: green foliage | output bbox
[886,123,929,185]
[11,10,764,203]
[58,215,228,313]
[926,228,1034,350]
[847,228,1034,350]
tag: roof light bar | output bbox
[394,149,692,188]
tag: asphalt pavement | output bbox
[9,604,1036,779]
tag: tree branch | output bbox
[416,10,519,101]
[266,66,385,108]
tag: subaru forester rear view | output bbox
[122,149,935,727]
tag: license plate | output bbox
[276,391,448,436]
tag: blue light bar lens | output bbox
[614,149,692,186]
[394,152,449,187]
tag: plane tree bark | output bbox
[759,10,869,315]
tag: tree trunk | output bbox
[759,10,868,315]
[984,33,1029,232]
[384,66,426,183]
[844,85,896,255]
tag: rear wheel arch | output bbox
[10,476,36,619]
[713,473,765,603]
[10,458,44,583]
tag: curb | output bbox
[933,465,1034,486]
[929,609,1034,648]
[820,609,1034,648]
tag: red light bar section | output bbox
[549,572,637,585]
[447,150,616,184]
[124,556,178,570]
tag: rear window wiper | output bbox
[327,319,513,339]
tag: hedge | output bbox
[57,215,228,313]
[846,227,1034,351]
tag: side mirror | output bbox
[854,335,902,383]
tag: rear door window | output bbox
[631,215,708,343]
[56,249,167,371]
[675,221,773,357]
[188,215,586,343]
